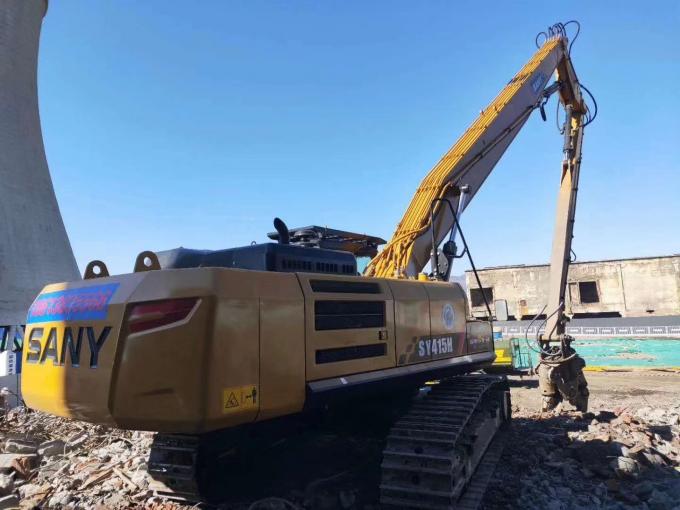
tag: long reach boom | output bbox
[365,28,587,284]
[366,22,593,410]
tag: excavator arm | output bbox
[365,32,587,280]
[366,23,593,412]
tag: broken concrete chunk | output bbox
[47,491,72,507]
[611,456,640,478]
[66,432,88,450]
[17,483,45,499]
[0,475,12,497]
[3,439,37,454]
[0,454,37,473]
[130,469,148,489]
[642,451,668,467]
[37,439,66,457]
[0,495,18,510]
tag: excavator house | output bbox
[23,22,593,508]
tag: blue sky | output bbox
[39,1,679,276]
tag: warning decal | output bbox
[222,385,258,414]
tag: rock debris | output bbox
[0,376,677,509]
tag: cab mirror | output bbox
[494,299,509,322]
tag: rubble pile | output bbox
[0,407,156,509]
[483,404,680,510]
[0,386,677,509]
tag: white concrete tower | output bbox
[0,0,79,328]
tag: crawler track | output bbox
[147,434,204,500]
[147,374,510,507]
[380,375,510,509]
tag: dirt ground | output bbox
[0,370,678,509]
[481,370,680,510]
[509,370,680,412]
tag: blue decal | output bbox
[27,283,120,324]
[530,72,547,94]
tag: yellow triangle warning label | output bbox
[225,392,239,409]
[222,385,258,414]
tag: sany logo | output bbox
[25,326,112,368]
[442,303,455,331]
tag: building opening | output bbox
[573,311,622,319]
[570,280,600,304]
[578,281,599,303]
[470,287,493,308]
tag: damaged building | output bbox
[465,254,680,338]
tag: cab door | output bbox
[296,274,395,381]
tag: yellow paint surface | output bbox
[494,348,512,366]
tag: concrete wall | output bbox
[0,0,80,327]
[0,1,81,403]
[465,255,680,319]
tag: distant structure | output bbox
[0,0,80,399]
[0,0,79,324]
[465,255,680,338]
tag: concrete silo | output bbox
[0,0,80,401]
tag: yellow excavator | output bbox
[22,22,594,508]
